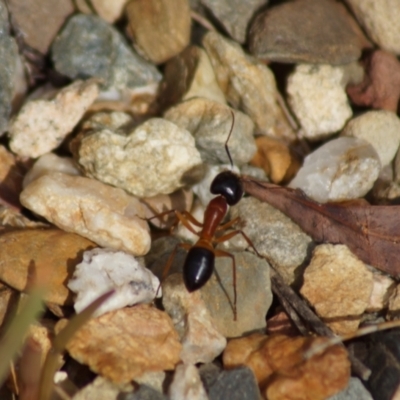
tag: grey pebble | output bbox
[327,377,373,400]
[119,385,168,400]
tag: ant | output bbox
[157,111,260,320]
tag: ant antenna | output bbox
[225,110,235,169]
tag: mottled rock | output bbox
[289,137,381,203]
[72,376,133,400]
[126,0,191,64]
[347,50,400,112]
[169,364,208,400]
[159,46,226,110]
[327,377,373,400]
[345,0,400,55]
[366,271,395,312]
[203,31,294,139]
[162,274,226,364]
[287,64,352,139]
[74,118,202,198]
[133,371,166,394]
[9,80,99,158]
[0,228,95,305]
[248,0,363,64]
[230,196,313,285]
[164,98,256,165]
[52,15,161,91]
[57,305,182,383]
[68,248,161,317]
[342,110,400,167]
[300,244,374,335]
[20,173,151,255]
[7,0,74,54]
[201,0,267,44]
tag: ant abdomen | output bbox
[183,246,215,292]
[210,170,243,206]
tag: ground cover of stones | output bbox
[1,0,400,399]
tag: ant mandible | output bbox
[159,111,260,320]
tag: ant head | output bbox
[210,170,243,206]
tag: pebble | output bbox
[388,283,400,318]
[120,385,168,400]
[0,228,95,305]
[76,0,128,23]
[56,304,182,383]
[0,1,20,135]
[342,110,400,167]
[366,270,395,312]
[20,173,151,255]
[51,14,162,92]
[345,0,400,55]
[347,50,400,112]
[162,274,227,364]
[126,0,191,64]
[248,0,363,65]
[201,0,267,44]
[286,64,352,140]
[68,248,161,317]
[133,371,166,394]
[202,31,294,139]
[169,364,208,400]
[300,244,374,335]
[159,46,226,110]
[73,118,203,198]
[7,0,74,54]
[327,377,373,400]
[200,251,272,338]
[164,98,256,166]
[0,282,17,327]
[9,80,99,158]
[230,196,313,286]
[23,153,81,188]
[72,376,133,400]
[288,137,381,203]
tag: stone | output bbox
[56,305,182,383]
[250,136,300,184]
[287,64,352,140]
[0,228,95,305]
[7,0,74,54]
[347,50,400,112]
[126,0,191,64]
[201,0,267,44]
[169,364,208,400]
[248,0,363,64]
[72,376,133,400]
[68,248,161,317]
[74,118,203,198]
[300,244,374,335]
[388,284,400,318]
[327,377,373,400]
[200,251,272,338]
[164,98,256,166]
[342,110,400,167]
[159,45,226,110]
[51,14,162,91]
[202,31,294,139]
[9,80,99,158]
[162,274,227,364]
[76,0,128,23]
[0,1,20,135]
[20,173,151,255]
[344,0,400,55]
[289,137,381,203]
[0,282,17,328]
[120,385,168,400]
[133,371,166,394]
[366,270,395,312]
[230,196,313,285]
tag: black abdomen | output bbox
[183,246,215,292]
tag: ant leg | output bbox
[214,249,237,321]
[213,229,261,258]
[216,216,241,232]
[175,211,202,236]
[176,211,203,228]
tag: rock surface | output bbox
[169,364,208,400]
[20,173,151,255]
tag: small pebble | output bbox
[76,0,128,23]
[120,385,168,400]
[20,173,151,255]
[9,80,99,158]
[169,364,208,400]
[230,196,313,285]
[164,98,256,166]
[327,377,373,400]
[366,270,395,312]
[68,248,161,317]
[74,118,202,198]
[133,371,166,394]
[162,274,227,364]
[202,31,294,139]
[51,14,162,91]
[289,137,381,203]
[388,283,400,318]
[0,282,18,328]
[300,244,374,335]
[72,376,133,400]
[287,64,352,139]
[56,304,182,383]
[126,0,191,64]
[341,110,400,167]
